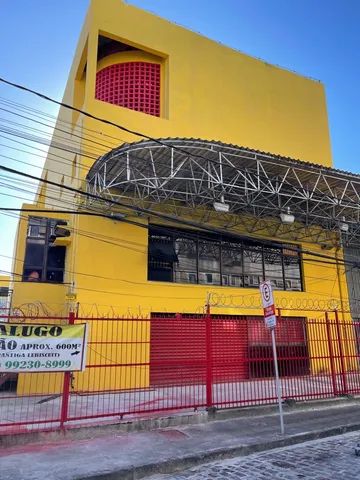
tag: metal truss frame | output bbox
[86,138,360,247]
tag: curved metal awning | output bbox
[86,138,360,246]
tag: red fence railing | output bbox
[1,311,360,434]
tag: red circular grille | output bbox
[95,62,161,117]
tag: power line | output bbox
[0,126,98,162]
[0,172,348,263]
[3,77,359,227]
[0,165,358,278]
[0,107,119,152]
[1,103,344,240]
[0,79,357,276]
[0,208,147,255]
[0,96,125,146]
[3,76,360,228]
[0,111,232,193]
[0,138,90,174]
[0,203,355,278]
[2,161,357,271]
[0,205,322,273]
[1,198,350,289]
[0,211,351,300]
[0,76,260,172]
[0,166,352,280]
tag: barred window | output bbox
[95,62,161,117]
[23,217,66,283]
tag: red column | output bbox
[60,311,75,429]
[334,310,348,395]
[325,311,337,396]
[205,306,213,409]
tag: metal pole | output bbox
[334,309,348,395]
[205,294,213,410]
[60,310,75,429]
[271,328,285,435]
[325,311,338,396]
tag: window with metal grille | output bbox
[0,287,10,312]
[23,217,66,283]
[95,62,161,117]
[148,226,303,291]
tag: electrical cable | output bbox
[1,161,358,271]
[0,208,353,288]
[2,77,360,225]
[0,174,355,278]
[0,96,125,146]
[1,80,359,295]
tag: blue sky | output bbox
[0,0,359,272]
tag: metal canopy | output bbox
[86,138,360,246]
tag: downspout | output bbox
[336,231,349,371]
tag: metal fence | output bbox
[1,310,360,435]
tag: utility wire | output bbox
[0,144,354,270]
[0,76,287,174]
[2,77,360,220]
[1,79,358,269]
[0,158,354,274]
[0,204,349,288]
[0,107,120,152]
[2,161,358,271]
[1,101,354,234]
[0,96,125,146]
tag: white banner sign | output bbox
[0,322,88,372]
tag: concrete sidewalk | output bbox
[2,399,360,480]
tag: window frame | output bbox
[148,226,303,292]
[22,217,66,284]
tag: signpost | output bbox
[259,281,285,435]
[0,322,88,373]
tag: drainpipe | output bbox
[336,231,349,371]
[335,241,346,318]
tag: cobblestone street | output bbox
[150,431,360,480]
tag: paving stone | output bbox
[149,431,360,479]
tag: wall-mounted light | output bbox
[339,216,349,232]
[280,207,295,225]
[109,212,126,221]
[213,195,230,213]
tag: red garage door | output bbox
[150,314,309,386]
[248,316,309,378]
[150,315,207,387]
[150,314,248,387]
[211,317,248,382]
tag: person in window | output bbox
[28,271,40,282]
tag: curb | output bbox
[78,422,360,480]
[1,396,359,448]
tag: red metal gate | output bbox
[150,314,307,386]
[1,310,360,435]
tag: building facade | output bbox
[10,0,360,394]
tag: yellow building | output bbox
[10,0,360,395]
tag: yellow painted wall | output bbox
[70,215,347,317]
[69,215,353,388]
[31,0,332,198]
[0,275,10,286]
[14,209,356,394]
[62,0,332,174]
